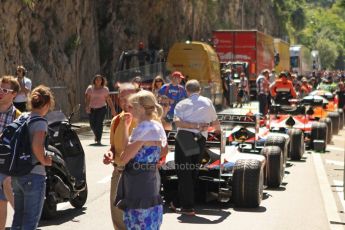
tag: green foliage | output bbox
[64,35,81,57]
[316,38,338,69]
[21,0,37,10]
[271,0,345,68]
[291,7,306,30]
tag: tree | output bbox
[316,38,338,69]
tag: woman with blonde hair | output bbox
[115,90,167,230]
[11,85,54,229]
[151,75,164,98]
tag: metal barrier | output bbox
[105,91,120,120]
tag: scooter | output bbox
[42,105,88,219]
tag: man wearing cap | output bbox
[13,65,32,112]
[256,69,270,115]
[270,71,297,105]
[299,77,312,98]
[158,71,187,121]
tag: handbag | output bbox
[175,130,201,157]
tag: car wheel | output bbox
[232,159,263,208]
[261,146,283,187]
[320,117,332,144]
[288,129,304,160]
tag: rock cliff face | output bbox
[0,0,280,118]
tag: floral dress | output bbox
[116,120,166,230]
[123,146,163,230]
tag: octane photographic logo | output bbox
[132,162,201,171]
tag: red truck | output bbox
[212,30,275,98]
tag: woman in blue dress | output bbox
[115,90,167,230]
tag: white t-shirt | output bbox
[14,77,32,103]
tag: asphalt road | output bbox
[4,121,345,230]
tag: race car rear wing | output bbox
[165,130,226,153]
[217,114,257,125]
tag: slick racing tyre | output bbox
[232,159,263,208]
[261,146,283,188]
[288,129,304,160]
[327,112,340,135]
[311,122,327,152]
[320,117,332,144]
[265,135,288,165]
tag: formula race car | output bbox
[268,95,330,152]
[160,129,265,208]
[217,113,288,188]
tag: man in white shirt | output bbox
[13,65,32,112]
[171,79,221,215]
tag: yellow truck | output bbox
[274,38,290,73]
[166,41,223,109]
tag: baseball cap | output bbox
[262,69,270,74]
[279,71,288,77]
[171,71,184,79]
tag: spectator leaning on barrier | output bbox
[170,79,221,216]
[85,74,116,145]
[158,71,187,121]
[0,76,21,230]
[103,83,137,230]
[13,65,32,112]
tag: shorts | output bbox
[0,173,8,201]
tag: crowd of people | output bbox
[221,67,345,116]
[0,65,55,229]
[1,63,344,230]
[102,71,221,229]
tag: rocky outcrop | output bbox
[0,0,281,118]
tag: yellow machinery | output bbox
[166,41,223,109]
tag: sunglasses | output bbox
[159,103,169,107]
[155,80,163,83]
[0,87,14,94]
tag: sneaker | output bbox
[179,208,196,216]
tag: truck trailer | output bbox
[212,30,275,99]
[290,45,312,76]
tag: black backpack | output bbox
[0,114,47,176]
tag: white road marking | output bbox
[326,159,344,167]
[327,146,345,152]
[97,175,112,184]
[312,153,343,230]
[333,180,345,212]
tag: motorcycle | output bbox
[42,105,88,219]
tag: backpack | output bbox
[0,114,47,176]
